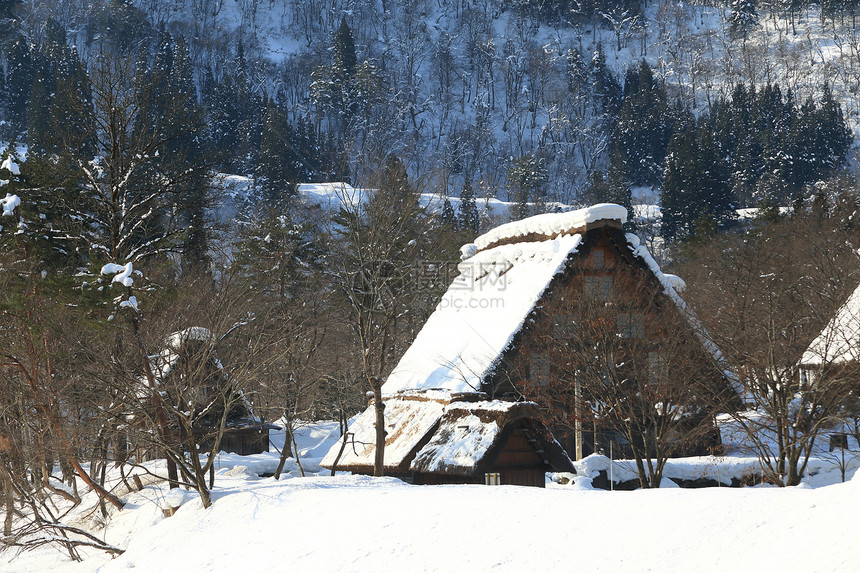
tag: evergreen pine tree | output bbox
[660,131,693,240]
[27,64,54,154]
[168,36,210,277]
[258,100,301,209]
[6,37,33,135]
[440,197,456,228]
[209,73,239,169]
[154,27,174,76]
[613,60,671,187]
[27,26,89,157]
[379,155,416,213]
[729,0,759,40]
[235,48,264,173]
[814,82,853,176]
[590,44,621,119]
[508,153,548,220]
[661,119,735,240]
[693,125,735,228]
[311,17,361,138]
[333,17,358,79]
[458,179,480,234]
[44,49,91,163]
[712,87,754,206]
[296,115,322,180]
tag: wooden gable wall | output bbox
[481,226,724,459]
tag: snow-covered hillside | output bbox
[7,0,860,203]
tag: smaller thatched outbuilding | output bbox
[145,327,278,456]
[410,401,573,486]
[321,391,572,487]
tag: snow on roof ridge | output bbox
[384,389,484,403]
[473,203,627,252]
[165,326,215,350]
[443,399,537,412]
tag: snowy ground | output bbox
[6,471,859,572]
[3,421,860,572]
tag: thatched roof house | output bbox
[148,327,277,456]
[382,204,733,398]
[409,400,572,486]
[324,204,732,482]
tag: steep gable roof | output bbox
[383,233,584,395]
[382,204,626,396]
[382,203,739,398]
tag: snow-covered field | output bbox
[9,472,858,573]
[3,422,860,573]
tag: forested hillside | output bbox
[2,0,859,221]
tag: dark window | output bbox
[553,315,577,340]
[617,313,645,339]
[648,351,667,383]
[531,354,551,387]
[592,249,605,270]
[584,276,613,301]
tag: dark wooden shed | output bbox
[206,418,280,456]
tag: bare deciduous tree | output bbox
[680,205,860,486]
[518,267,725,488]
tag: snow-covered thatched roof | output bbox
[138,326,256,421]
[320,393,572,475]
[383,233,585,395]
[152,327,218,382]
[802,283,860,365]
[382,204,628,396]
[409,400,572,476]
[380,202,738,399]
[320,391,460,472]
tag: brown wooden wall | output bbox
[219,428,270,455]
[492,226,723,460]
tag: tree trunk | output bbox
[289,423,305,478]
[167,457,179,490]
[2,466,14,536]
[370,377,386,477]
[273,423,292,480]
